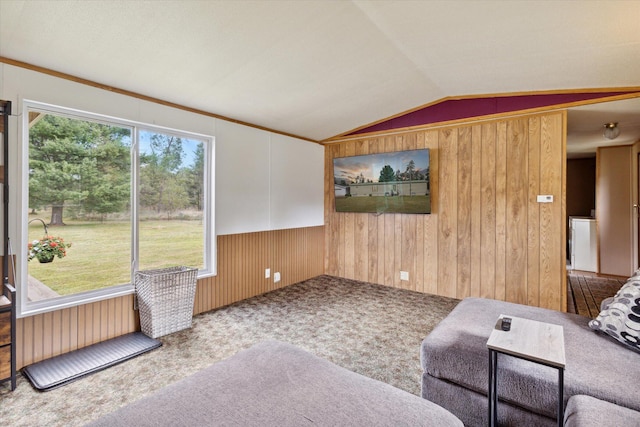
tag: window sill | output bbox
[19,284,135,318]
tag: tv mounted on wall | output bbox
[333,148,431,214]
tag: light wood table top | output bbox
[487,315,566,368]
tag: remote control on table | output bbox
[501,317,512,331]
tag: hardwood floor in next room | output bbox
[566,271,626,318]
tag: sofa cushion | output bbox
[564,395,640,427]
[90,340,463,426]
[421,297,640,419]
[588,279,640,353]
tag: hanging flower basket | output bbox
[38,253,55,264]
[27,235,71,263]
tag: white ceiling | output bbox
[567,97,640,158]
[1,0,639,150]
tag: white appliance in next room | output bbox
[569,216,597,272]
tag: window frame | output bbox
[18,100,215,317]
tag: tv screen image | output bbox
[333,149,431,214]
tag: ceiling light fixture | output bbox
[603,122,620,140]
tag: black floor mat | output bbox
[22,332,162,391]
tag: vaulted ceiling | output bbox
[1,0,639,149]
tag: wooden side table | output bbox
[487,315,565,427]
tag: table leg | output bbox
[558,367,564,427]
[488,349,497,427]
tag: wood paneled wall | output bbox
[15,226,324,368]
[193,227,324,314]
[325,112,566,310]
[16,295,138,369]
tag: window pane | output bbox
[28,112,132,301]
[138,130,205,271]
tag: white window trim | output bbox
[17,100,216,317]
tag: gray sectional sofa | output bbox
[90,340,463,426]
[420,297,640,427]
[564,395,640,427]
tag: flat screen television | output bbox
[333,148,431,214]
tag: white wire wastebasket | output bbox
[135,266,198,338]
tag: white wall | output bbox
[269,133,324,230]
[214,119,271,234]
[0,62,324,244]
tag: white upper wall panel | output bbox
[269,134,324,230]
[214,119,271,236]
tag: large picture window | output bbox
[137,129,206,271]
[22,102,213,314]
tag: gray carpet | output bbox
[0,275,459,426]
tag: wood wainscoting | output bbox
[14,226,324,369]
[325,111,566,311]
[194,227,325,314]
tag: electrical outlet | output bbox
[265,268,270,279]
[400,271,409,281]
[274,272,281,283]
